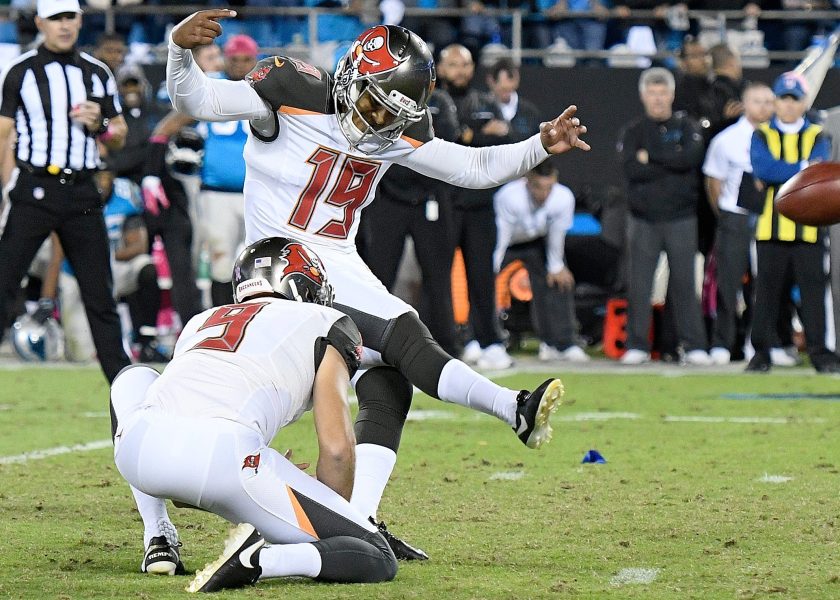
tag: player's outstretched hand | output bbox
[171,9,236,49]
[540,105,590,155]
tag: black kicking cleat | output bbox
[513,378,565,449]
[186,523,265,593]
[369,517,429,561]
[142,520,186,576]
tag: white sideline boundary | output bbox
[0,439,111,465]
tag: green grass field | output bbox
[2,365,840,599]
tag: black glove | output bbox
[32,297,55,325]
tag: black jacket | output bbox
[444,81,507,209]
[377,88,461,205]
[618,111,705,222]
[698,74,745,142]
[504,95,542,143]
[106,105,155,183]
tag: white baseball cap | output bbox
[37,0,83,19]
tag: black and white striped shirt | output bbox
[0,45,121,172]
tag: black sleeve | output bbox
[425,89,460,143]
[618,120,669,183]
[94,63,121,119]
[247,56,332,114]
[0,63,21,119]
[314,315,363,377]
[402,109,435,144]
[470,92,510,147]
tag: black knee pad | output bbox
[380,312,451,397]
[312,534,398,583]
[354,366,412,452]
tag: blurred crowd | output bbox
[0,0,838,66]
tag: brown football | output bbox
[775,162,840,226]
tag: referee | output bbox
[0,0,130,382]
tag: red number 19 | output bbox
[288,147,381,239]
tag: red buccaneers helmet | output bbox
[333,25,436,153]
[232,237,333,306]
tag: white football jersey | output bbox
[241,56,434,252]
[143,297,361,443]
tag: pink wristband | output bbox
[99,125,114,143]
[149,135,169,144]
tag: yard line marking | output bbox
[610,568,660,586]
[724,393,840,401]
[0,439,111,465]
[663,416,825,424]
[758,474,793,484]
[558,412,641,422]
[0,404,11,410]
[488,470,525,481]
[407,410,456,421]
[82,411,109,418]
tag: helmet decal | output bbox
[333,25,434,154]
[279,243,325,286]
[353,26,403,76]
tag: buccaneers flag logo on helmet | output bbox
[352,25,403,76]
[280,243,324,285]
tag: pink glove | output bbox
[141,175,170,216]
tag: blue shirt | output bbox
[196,119,249,191]
[193,72,249,192]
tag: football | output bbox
[775,162,840,226]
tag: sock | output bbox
[437,359,518,426]
[349,443,397,520]
[130,485,171,549]
[258,543,322,579]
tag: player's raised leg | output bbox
[327,250,566,446]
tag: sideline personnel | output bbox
[0,0,130,382]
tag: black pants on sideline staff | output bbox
[711,211,755,352]
[0,171,130,382]
[364,192,458,356]
[751,240,828,359]
[451,205,502,349]
[501,238,576,350]
[144,199,203,324]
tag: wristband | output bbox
[94,116,111,137]
[99,123,114,143]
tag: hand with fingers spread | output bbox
[540,105,591,155]
[171,9,237,49]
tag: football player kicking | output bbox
[157,10,584,561]
[111,237,398,592]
